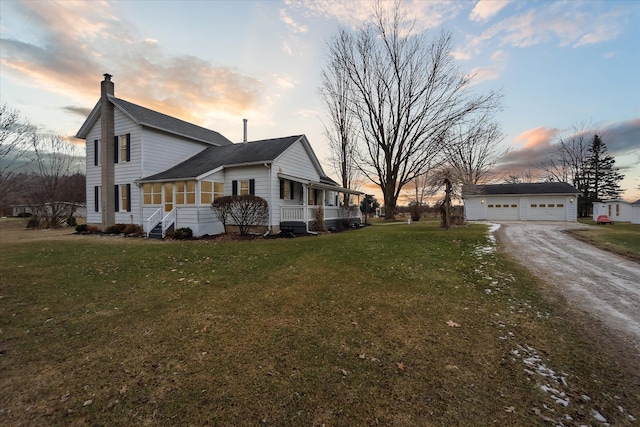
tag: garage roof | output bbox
[462,182,580,196]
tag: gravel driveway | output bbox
[494,221,640,354]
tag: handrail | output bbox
[161,208,176,238]
[146,207,162,237]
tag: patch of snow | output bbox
[592,409,607,423]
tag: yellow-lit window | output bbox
[175,180,196,205]
[120,134,129,162]
[201,181,212,204]
[144,183,162,205]
[214,182,224,201]
[120,184,130,212]
[240,180,250,196]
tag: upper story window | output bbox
[93,139,100,166]
[114,133,131,163]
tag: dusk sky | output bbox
[1,0,639,201]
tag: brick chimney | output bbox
[100,73,115,230]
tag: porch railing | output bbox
[146,207,162,236]
[161,208,176,238]
[280,206,361,223]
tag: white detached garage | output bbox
[462,182,581,222]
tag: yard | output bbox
[571,219,640,262]
[0,218,638,425]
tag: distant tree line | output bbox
[0,103,85,225]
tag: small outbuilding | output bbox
[592,200,633,222]
[462,182,580,222]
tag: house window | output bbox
[608,205,612,217]
[119,184,131,212]
[94,140,100,166]
[616,204,620,216]
[176,180,196,205]
[94,186,101,212]
[202,181,224,204]
[143,183,162,205]
[114,134,130,163]
[280,179,295,200]
[232,179,255,196]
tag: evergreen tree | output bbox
[585,134,624,201]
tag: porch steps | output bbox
[148,223,173,239]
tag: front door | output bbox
[164,182,173,212]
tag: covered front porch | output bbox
[277,173,363,234]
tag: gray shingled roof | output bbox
[76,96,232,146]
[462,182,580,196]
[140,135,303,181]
[109,97,232,146]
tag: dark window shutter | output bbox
[114,136,119,163]
[289,180,294,199]
[126,133,131,161]
[94,186,99,212]
[279,179,284,199]
[94,140,99,166]
[249,179,255,195]
[127,184,132,212]
[114,185,119,212]
[232,180,238,195]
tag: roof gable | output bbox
[76,96,232,146]
[463,182,580,196]
[139,135,305,181]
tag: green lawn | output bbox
[573,219,640,261]
[1,221,638,426]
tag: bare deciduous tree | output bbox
[320,45,361,206]
[211,195,269,235]
[0,104,34,213]
[442,115,506,185]
[539,123,591,190]
[323,1,501,219]
[26,134,82,227]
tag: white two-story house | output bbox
[76,74,362,237]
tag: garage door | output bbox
[485,198,519,220]
[528,198,566,221]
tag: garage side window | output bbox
[531,204,537,208]
[557,204,564,208]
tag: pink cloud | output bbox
[515,127,559,149]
